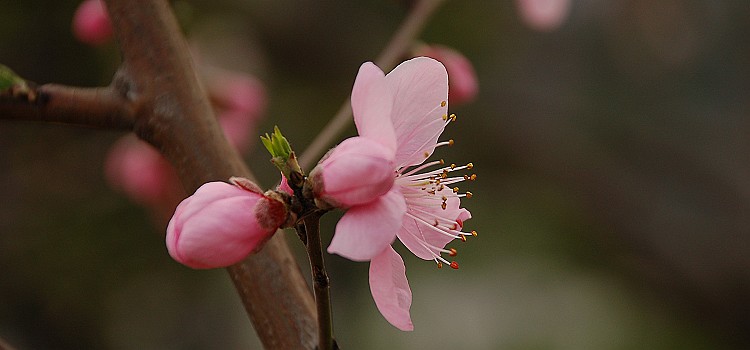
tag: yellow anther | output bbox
[441,202,447,210]
[423,151,430,158]
[437,261,444,269]
[470,174,477,181]
[441,100,447,107]
[448,139,455,146]
[449,248,457,257]
[450,163,456,169]
[453,187,459,193]
[466,191,473,199]
[460,235,467,242]
[466,163,474,170]
[471,230,478,237]
[442,114,448,121]
[450,114,457,122]
[439,159,445,165]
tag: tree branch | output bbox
[103,0,317,348]
[0,84,134,129]
[301,212,335,350]
[298,0,445,170]
[0,0,446,347]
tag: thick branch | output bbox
[103,0,317,348]
[0,84,134,129]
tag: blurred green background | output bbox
[2,0,749,349]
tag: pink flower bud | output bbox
[516,0,571,32]
[166,181,287,269]
[72,0,113,46]
[309,137,395,208]
[414,45,478,106]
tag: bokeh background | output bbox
[2,0,749,349]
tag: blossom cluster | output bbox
[310,57,475,330]
[74,0,480,335]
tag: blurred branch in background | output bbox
[299,0,445,169]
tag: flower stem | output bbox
[302,211,336,350]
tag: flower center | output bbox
[394,104,476,270]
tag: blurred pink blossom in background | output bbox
[517,0,571,32]
[414,44,478,106]
[208,73,268,150]
[105,135,177,207]
[72,0,112,46]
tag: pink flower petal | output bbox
[384,57,449,168]
[351,62,397,151]
[415,45,479,106]
[277,174,293,195]
[172,197,265,268]
[327,189,406,261]
[398,187,469,260]
[369,246,414,331]
[315,137,395,207]
[175,182,250,224]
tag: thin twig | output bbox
[298,0,446,170]
[302,211,335,350]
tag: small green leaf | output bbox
[259,126,304,184]
[0,64,25,91]
[260,125,293,160]
[260,133,275,156]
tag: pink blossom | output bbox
[312,57,474,331]
[208,74,267,116]
[517,0,571,32]
[105,135,175,206]
[72,0,113,46]
[166,181,287,269]
[414,44,479,106]
[209,74,268,151]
